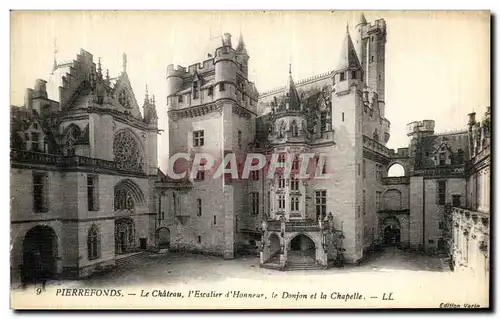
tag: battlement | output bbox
[167,64,187,77]
[367,19,386,32]
[407,120,435,136]
[389,147,409,158]
[260,70,334,97]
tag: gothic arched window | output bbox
[113,130,144,172]
[63,124,81,156]
[278,121,286,138]
[291,120,299,137]
[114,188,135,211]
[87,225,100,260]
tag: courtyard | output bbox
[11,247,489,309]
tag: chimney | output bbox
[222,33,232,47]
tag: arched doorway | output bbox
[23,226,58,280]
[115,218,135,255]
[156,228,170,249]
[288,234,316,264]
[382,216,401,246]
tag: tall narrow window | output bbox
[438,181,446,205]
[192,81,199,99]
[278,195,285,210]
[178,95,183,103]
[315,190,327,220]
[439,152,446,166]
[193,130,204,147]
[250,170,260,181]
[278,175,285,189]
[31,132,40,152]
[237,130,242,148]
[219,83,225,91]
[452,195,461,207]
[251,192,259,215]
[33,173,48,213]
[290,176,299,192]
[197,236,201,244]
[87,175,98,211]
[213,215,217,225]
[197,198,202,216]
[87,225,100,260]
[208,87,213,96]
[342,112,345,122]
[291,121,299,137]
[340,72,346,81]
[291,196,300,211]
[351,70,357,79]
[278,153,286,164]
[292,156,299,171]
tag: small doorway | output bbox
[22,226,58,281]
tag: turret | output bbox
[166,64,186,105]
[333,25,362,93]
[354,12,367,62]
[214,34,237,100]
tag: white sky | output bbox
[10,11,490,159]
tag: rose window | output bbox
[113,131,144,171]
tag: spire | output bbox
[52,38,58,72]
[356,12,367,28]
[236,31,248,55]
[284,63,300,110]
[144,84,149,104]
[336,25,361,70]
[97,57,102,79]
[122,52,127,73]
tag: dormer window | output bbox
[192,81,199,99]
[31,132,40,152]
[439,152,446,166]
[208,87,213,96]
[351,71,357,79]
[340,72,346,81]
[178,95,183,103]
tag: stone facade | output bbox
[10,50,159,280]
[157,12,491,272]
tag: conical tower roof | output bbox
[336,25,361,70]
[356,12,367,27]
[284,64,301,110]
[236,32,248,55]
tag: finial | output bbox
[122,52,127,73]
[52,38,58,72]
[106,69,110,81]
[145,84,149,98]
[152,94,156,105]
[97,57,102,73]
[346,21,350,33]
[289,63,292,75]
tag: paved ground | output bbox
[41,246,447,289]
[12,247,490,309]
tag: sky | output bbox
[10,11,490,164]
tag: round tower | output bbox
[354,12,367,63]
[214,36,237,99]
[166,64,185,98]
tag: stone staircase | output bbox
[286,261,323,271]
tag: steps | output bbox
[286,261,323,271]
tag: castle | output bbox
[10,13,490,280]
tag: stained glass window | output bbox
[113,130,144,171]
